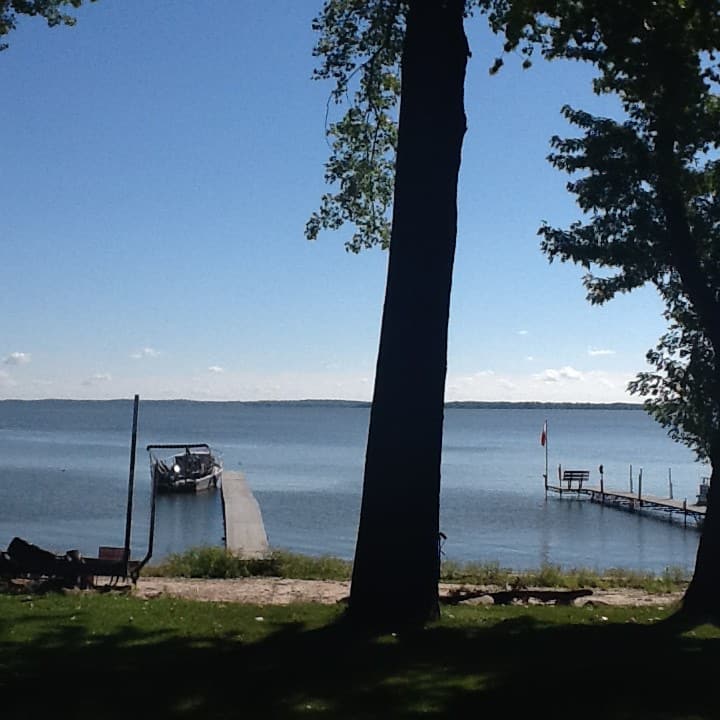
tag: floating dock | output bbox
[547,471,706,528]
[221,471,269,556]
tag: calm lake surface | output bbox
[0,400,707,573]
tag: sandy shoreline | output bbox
[133,576,683,608]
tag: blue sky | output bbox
[0,1,668,402]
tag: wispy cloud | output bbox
[588,347,616,357]
[535,366,584,383]
[445,370,496,396]
[4,352,31,366]
[208,366,224,374]
[131,347,160,359]
[82,373,112,386]
[516,330,529,336]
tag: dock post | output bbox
[668,468,673,499]
[683,499,687,528]
[599,464,604,498]
[558,464,562,495]
[630,464,633,493]
[638,468,643,507]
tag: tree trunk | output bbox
[681,455,720,619]
[347,0,468,630]
[655,130,720,622]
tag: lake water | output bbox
[0,400,708,573]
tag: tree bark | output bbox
[347,0,468,630]
[682,452,720,620]
[654,112,720,621]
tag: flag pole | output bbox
[542,419,548,495]
[544,419,548,491]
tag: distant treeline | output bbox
[0,398,644,410]
[249,400,644,410]
[446,401,643,410]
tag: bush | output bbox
[147,547,351,581]
[440,560,511,586]
[146,547,689,592]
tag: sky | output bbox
[0,1,671,403]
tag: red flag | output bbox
[540,421,547,447]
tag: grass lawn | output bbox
[1,592,719,719]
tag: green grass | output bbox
[0,592,718,719]
[148,547,690,593]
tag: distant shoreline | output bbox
[0,398,644,410]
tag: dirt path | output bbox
[134,576,683,608]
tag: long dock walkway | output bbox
[547,479,706,527]
[221,471,269,556]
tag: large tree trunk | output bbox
[656,125,720,622]
[682,451,720,620]
[347,0,468,630]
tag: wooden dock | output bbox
[547,478,706,528]
[221,471,269,556]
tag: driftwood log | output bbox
[440,588,594,606]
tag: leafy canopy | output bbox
[629,297,719,461]
[0,0,95,51]
[305,0,405,253]
[485,0,720,457]
[307,0,495,252]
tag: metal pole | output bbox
[599,464,604,497]
[133,471,157,582]
[669,468,673,499]
[638,467,643,506]
[630,464,633,493]
[544,419,549,492]
[683,498,687,528]
[147,471,157,560]
[123,394,140,566]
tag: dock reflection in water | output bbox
[152,490,225,560]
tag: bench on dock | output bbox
[561,469,590,490]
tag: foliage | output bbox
[535,5,720,297]
[305,0,507,253]
[147,546,281,579]
[0,0,94,50]
[440,559,511,586]
[482,1,720,459]
[441,559,688,592]
[146,546,688,593]
[267,549,353,580]
[629,304,720,462]
[147,547,352,581]
[305,0,405,252]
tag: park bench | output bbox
[561,469,590,490]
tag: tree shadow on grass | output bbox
[2,605,719,719]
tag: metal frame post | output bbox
[123,394,140,566]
